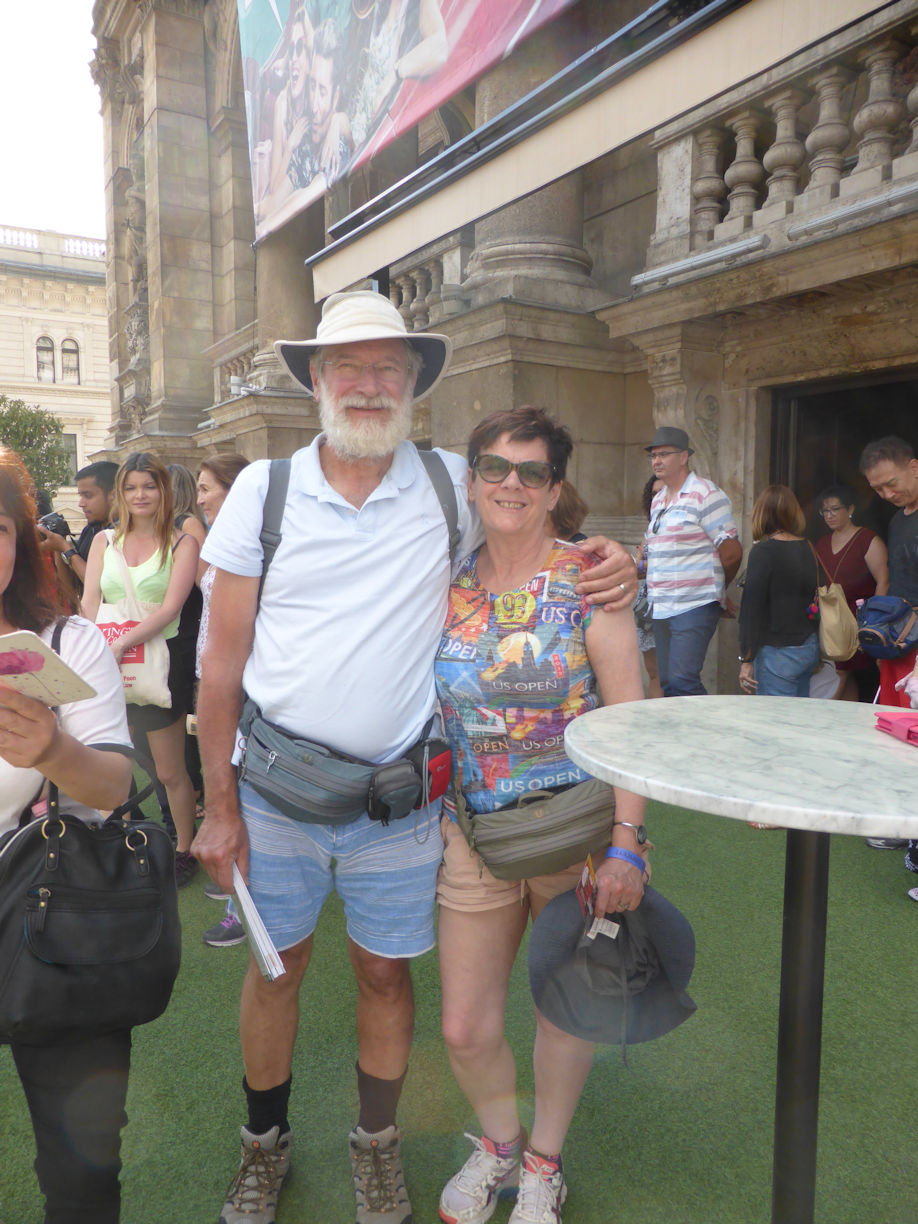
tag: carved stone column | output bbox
[722,110,766,226]
[848,38,905,187]
[802,65,852,206]
[692,127,727,244]
[630,322,726,486]
[761,88,807,214]
[460,38,604,311]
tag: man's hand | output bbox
[575,536,638,612]
[38,527,69,555]
[192,805,249,896]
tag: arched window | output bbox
[61,339,81,384]
[36,337,55,383]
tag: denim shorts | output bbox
[235,781,443,958]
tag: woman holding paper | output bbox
[82,452,200,884]
[0,445,134,1223]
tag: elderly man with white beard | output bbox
[192,290,637,1224]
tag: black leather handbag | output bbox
[0,753,181,1046]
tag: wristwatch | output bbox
[613,820,647,845]
[62,548,78,565]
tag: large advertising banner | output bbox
[237,0,578,242]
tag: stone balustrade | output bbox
[206,321,259,403]
[638,6,918,286]
[357,229,473,330]
[0,226,105,261]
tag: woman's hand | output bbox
[595,853,645,916]
[108,635,129,664]
[739,660,757,693]
[0,684,61,770]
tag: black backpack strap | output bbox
[419,449,460,566]
[259,458,291,603]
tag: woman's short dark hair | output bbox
[0,447,63,633]
[751,484,806,541]
[467,406,572,484]
[198,453,250,490]
[816,484,856,513]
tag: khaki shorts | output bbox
[437,816,585,913]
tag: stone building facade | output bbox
[0,225,110,521]
[89,0,918,690]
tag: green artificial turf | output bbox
[1,800,914,1223]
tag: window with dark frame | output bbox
[61,339,80,384]
[36,336,55,383]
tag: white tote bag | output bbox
[95,533,171,708]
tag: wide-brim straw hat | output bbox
[275,290,452,401]
[528,885,697,1047]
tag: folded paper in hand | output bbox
[232,864,285,981]
[874,710,918,746]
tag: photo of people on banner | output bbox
[238,0,577,241]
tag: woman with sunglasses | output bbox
[814,484,888,701]
[434,406,647,1224]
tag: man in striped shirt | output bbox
[642,427,742,697]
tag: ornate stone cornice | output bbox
[134,0,207,20]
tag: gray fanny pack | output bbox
[238,701,445,826]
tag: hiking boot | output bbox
[219,1125,291,1224]
[175,849,199,888]
[507,1151,567,1224]
[349,1124,412,1224]
[203,914,247,948]
[439,1133,521,1224]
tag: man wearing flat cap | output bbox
[641,426,742,697]
[192,289,637,1224]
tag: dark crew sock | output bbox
[243,1074,292,1136]
[356,1061,407,1134]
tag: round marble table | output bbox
[565,695,918,1224]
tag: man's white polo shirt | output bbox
[200,436,479,763]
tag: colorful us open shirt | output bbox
[435,542,598,814]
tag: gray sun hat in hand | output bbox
[528,885,697,1048]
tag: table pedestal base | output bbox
[772,829,830,1224]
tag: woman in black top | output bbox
[738,485,820,697]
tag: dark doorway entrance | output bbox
[771,374,918,540]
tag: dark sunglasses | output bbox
[291,37,305,56]
[473,454,554,489]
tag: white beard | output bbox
[318,386,413,460]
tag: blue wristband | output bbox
[604,845,645,873]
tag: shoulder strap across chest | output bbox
[256,450,460,605]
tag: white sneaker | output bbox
[507,1151,567,1224]
[438,1133,521,1224]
